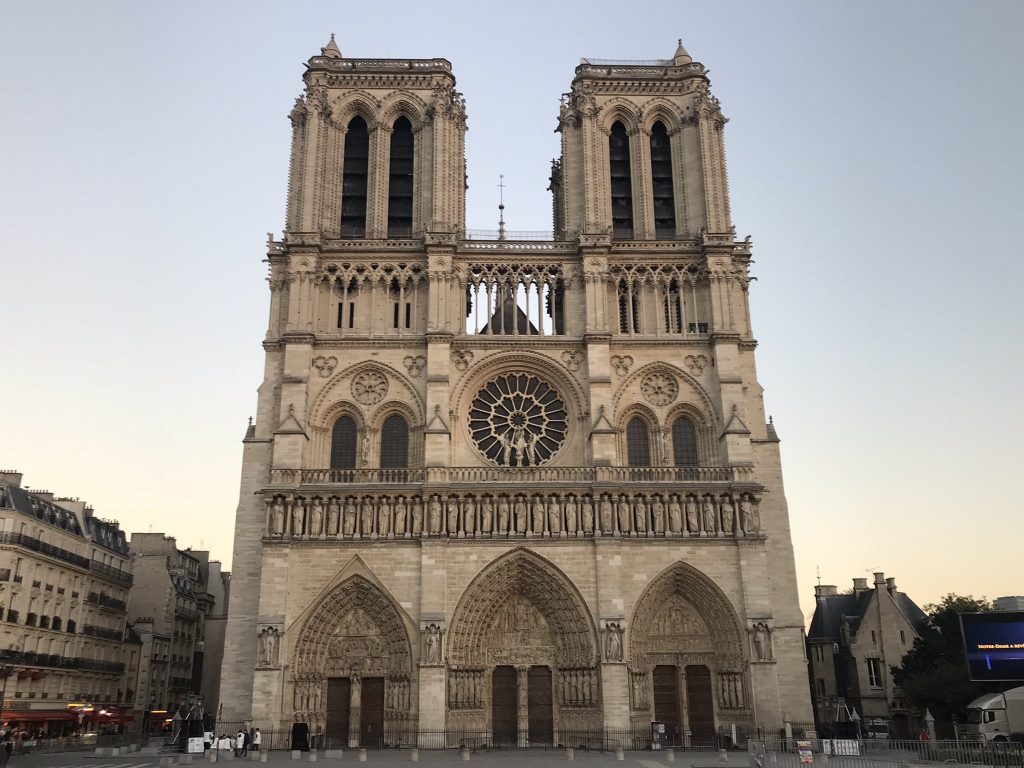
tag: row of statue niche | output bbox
[267,492,761,538]
[292,675,411,714]
[447,669,484,709]
[559,667,598,708]
[718,671,745,709]
[257,626,280,666]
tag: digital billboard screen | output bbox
[960,611,1024,682]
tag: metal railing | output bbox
[750,738,1024,768]
[82,623,124,641]
[213,725,747,752]
[90,560,133,586]
[0,531,90,569]
[86,592,127,612]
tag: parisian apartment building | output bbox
[0,472,229,735]
[0,471,135,734]
[806,572,927,739]
[126,534,229,727]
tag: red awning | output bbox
[1,711,76,722]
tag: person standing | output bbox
[236,730,246,757]
[252,728,261,752]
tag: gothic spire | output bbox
[321,33,342,59]
[673,38,692,65]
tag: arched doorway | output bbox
[447,549,600,745]
[629,563,747,747]
[291,575,414,747]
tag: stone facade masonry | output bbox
[219,38,813,745]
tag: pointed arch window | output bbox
[650,121,676,238]
[672,416,699,467]
[330,415,358,469]
[387,116,414,238]
[626,417,651,466]
[618,280,641,334]
[380,414,409,469]
[340,116,369,238]
[609,121,634,239]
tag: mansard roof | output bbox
[808,587,928,642]
[0,482,84,537]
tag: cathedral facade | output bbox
[219,37,813,747]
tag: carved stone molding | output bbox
[684,354,709,374]
[402,355,426,378]
[351,370,389,405]
[561,350,584,373]
[610,355,633,377]
[450,349,474,372]
[641,372,678,406]
[312,355,338,378]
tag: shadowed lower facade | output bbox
[218,37,813,747]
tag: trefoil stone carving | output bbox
[312,355,338,378]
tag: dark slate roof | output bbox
[808,592,870,641]
[0,483,84,536]
[808,587,929,642]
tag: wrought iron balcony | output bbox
[82,623,124,642]
[85,592,127,613]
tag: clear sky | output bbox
[2,1,1022,623]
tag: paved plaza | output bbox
[11,749,751,768]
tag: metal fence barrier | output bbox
[750,738,1024,768]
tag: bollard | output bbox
[291,750,302,760]
[566,746,574,760]
[307,752,318,762]
[720,748,729,762]
[666,747,675,762]
[259,751,268,763]
[410,748,419,762]
[162,758,175,767]
[616,747,624,761]
[461,746,470,761]
[207,752,217,763]
[180,756,194,765]
[359,748,367,762]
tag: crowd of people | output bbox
[207,727,261,757]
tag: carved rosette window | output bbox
[469,373,567,466]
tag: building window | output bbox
[866,657,882,688]
[626,418,651,466]
[871,630,877,645]
[330,415,358,469]
[341,116,369,238]
[617,281,641,334]
[387,116,414,238]
[609,121,634,239]
[812,645,824,662]
[663,279,683,333]
[900,630,906,644]
[816,678,826,696]
[650,121,676,238]
[379,414,409,469]
[672,416,699,466]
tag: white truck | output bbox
[962,686,1024,743]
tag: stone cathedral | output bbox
[219,36,813,747]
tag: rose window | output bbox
[469,373,567,466]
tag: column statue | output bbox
[651,495,665,534]
[581,494,595,534]
[309,498,324,536]
[617,494,631,534]
[343,497,356,535]
[378,497,391,537]
[394,496,407,536]
[481,496,494,533]
[411,495,423,535]
[599,494,613,533]
[720,495,735,534]
[668,494,683,534]
[327,497,340,536]
[685,495,699,533]
[565,495,578,534]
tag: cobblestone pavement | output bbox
[11,748,751,768]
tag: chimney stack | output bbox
[853,578,869,594]
[815,585,838,598]
[885,577,897,593]
[874,572,886,588]
[0,471,22,488]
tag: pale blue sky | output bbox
[2,1,1022,621]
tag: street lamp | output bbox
[0,664,16,731]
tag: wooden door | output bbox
[360,677,385,747]
[685,664,715,746]
[527,666,553,746]
[491,666,518,747]
[326,677,351,747]
[653,665,682,746]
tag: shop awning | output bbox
[1,710,76,722]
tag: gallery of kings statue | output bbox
[218,36,814,748]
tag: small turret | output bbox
[673,38,692,66]
[320,34,342,60]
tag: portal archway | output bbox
[628,562,747,746]
[447,549,601,741]
[291,574,414,746]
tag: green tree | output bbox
[892,594,1001,723]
